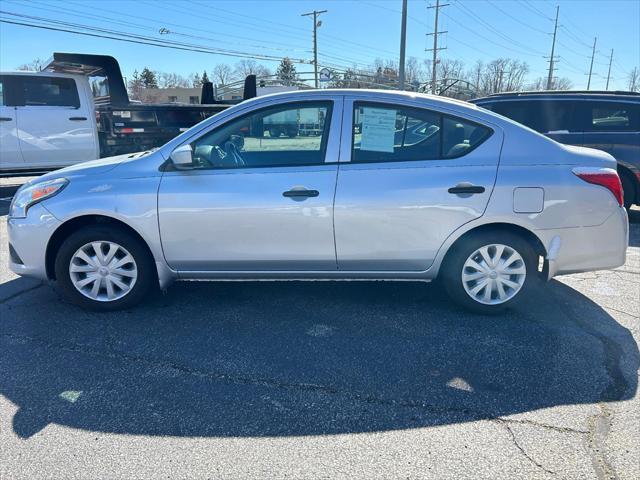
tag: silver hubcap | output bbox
[461,243,526,305]
[69,241,137,302]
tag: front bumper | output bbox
[7,203,62,281]
[538,207,629,279]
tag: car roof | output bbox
[471,90,640,103]
[251,88,477,108]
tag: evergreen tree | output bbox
[202,70,210,84]
[276,58,298,86]
[140,67,158,88]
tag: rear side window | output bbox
[18,76,80,108]
[585,102,640,131]
[489,100,580,133]
[352,103,491,163]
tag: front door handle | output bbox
[69,116,88,121]
[283,188,319,198]
[0,117,12,122]
[448,184,486,195]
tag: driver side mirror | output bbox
[170,144,194,169]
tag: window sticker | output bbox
[360,107,396,153]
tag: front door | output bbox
[158,99,340,272]
[334,99,502,271]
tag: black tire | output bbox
[441,231,539,315]
[269,127,280,138]
[620,169,636,210]
[54,225,156,311]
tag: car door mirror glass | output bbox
[170,144,194,169]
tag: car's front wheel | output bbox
[441,231,538,314]
[54,225,156,311]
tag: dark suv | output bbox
[470,91,640,209]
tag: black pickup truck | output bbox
[45,53,235,158]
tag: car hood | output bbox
[32,152,148,183]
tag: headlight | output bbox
[9,178,68,218]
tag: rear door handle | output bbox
[0,117,12,122]
[448,184,486,195]
[69,116,88,121]
[283,189,319,198]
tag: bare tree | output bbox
[470,58,529,95]
[404,56,423,88]
[528,76,573,91]
[213,64,233,85]
[234,59,271,79]
[157,72,190,88]
[17,58,46,71]
[628,67,640,92]
[437,58,466,83]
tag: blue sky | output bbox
[0,0,638,90]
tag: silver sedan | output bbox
[7,90,629,314]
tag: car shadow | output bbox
[1,278,637,439]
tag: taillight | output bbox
[573,167,624,207]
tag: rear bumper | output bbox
[7,204,61,281]
[538,208,628,279]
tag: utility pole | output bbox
[302,9,327,89]
[605,48,614,90]
[398,0,408,90]
[426,0,448,95]
[546,5,559,90]
[587,36,597,90]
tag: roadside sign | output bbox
[319,68,331,83]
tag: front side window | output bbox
[191,101,332,169]
[586,102,639,131]
[352,103,491,163]
[18,76,80,108]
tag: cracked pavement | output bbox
[1,185,638,479]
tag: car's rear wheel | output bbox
[442,231,538,314]
[54,225,156,311]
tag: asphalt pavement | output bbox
[1,179,639,479]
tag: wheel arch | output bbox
[617,164,638,205]
[45,214,158,282]
[436,222,548,279]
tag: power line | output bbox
[484,0,549,35]
[0,12,304,63]
[450,0,545,56]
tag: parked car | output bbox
[7,90,628,314]
[0,53,228,172]
[470,91,640,209]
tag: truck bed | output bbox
[96,103,229,157]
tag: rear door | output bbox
[0,76,22,169]
[333,99,502,272]
[14,75,98,167]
